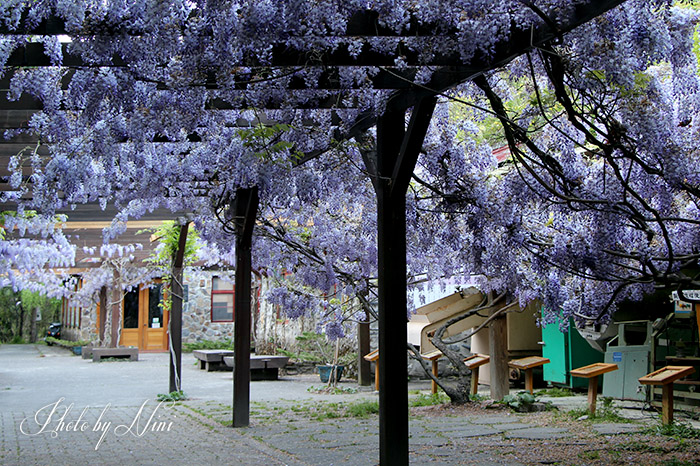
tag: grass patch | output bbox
[469,393,489,402]
[642,421,700,440]
[619,439,669,454]
[307,385,358,395]
[410,392,450,407]
[156,390,188,402]
[578,450,600,460]
[537,387,574,397]
[347,400,379,418]
[272,399,381,421]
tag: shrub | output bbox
[45,336,90,348]
[183,339,234,352]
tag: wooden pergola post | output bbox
[367,96,437,465]
[232,187,259,428]
[169,222,189,393]
[358,309,372,386]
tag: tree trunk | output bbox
[29,307,37,343]
[489,309,509,400]
[17,301,24,338]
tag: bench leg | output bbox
[470,367,479,396]
[587,376,599,415]
[525,369,534,394]
[374,362,379,391]
[662,384,674,425]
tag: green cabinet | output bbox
[542,317,604,389]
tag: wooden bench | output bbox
[639,365,695,425]
[81,346,94,360]
[464,354,490,395]
[570,362,618,415]
[421,350,443,395]
[193,349,235,371]
[92,347,138,362]
[223,355,290,380]
[508,356,550,394]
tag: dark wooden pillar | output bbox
[169,223,189,393]
[232,187,259,428]
[368,97,436,466]
[357,309,371,386]
[98,286,107,344]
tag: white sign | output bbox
[672,290,700,302]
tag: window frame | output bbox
[210,276,235,322]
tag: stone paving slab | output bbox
[438,425,502,438]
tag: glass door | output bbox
[119,282,168,351]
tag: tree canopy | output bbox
[0,0,698,331]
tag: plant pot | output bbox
[317,365,344,383]
[72,346,83,356]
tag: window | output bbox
[123,289,139,329]
[211,277,234,322]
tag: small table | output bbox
[421,350,443,394]
[508,356,550,394]
[570,363,618,415]
[464,354,490,395]
[363,349,380,391]
[639,366,695,425]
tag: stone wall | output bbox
[181,270,237,343]
[62,304,98,343]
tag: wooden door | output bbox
[120,283,168,351]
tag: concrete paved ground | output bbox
[0,344,693,465]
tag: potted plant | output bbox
[278,332,352,384]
